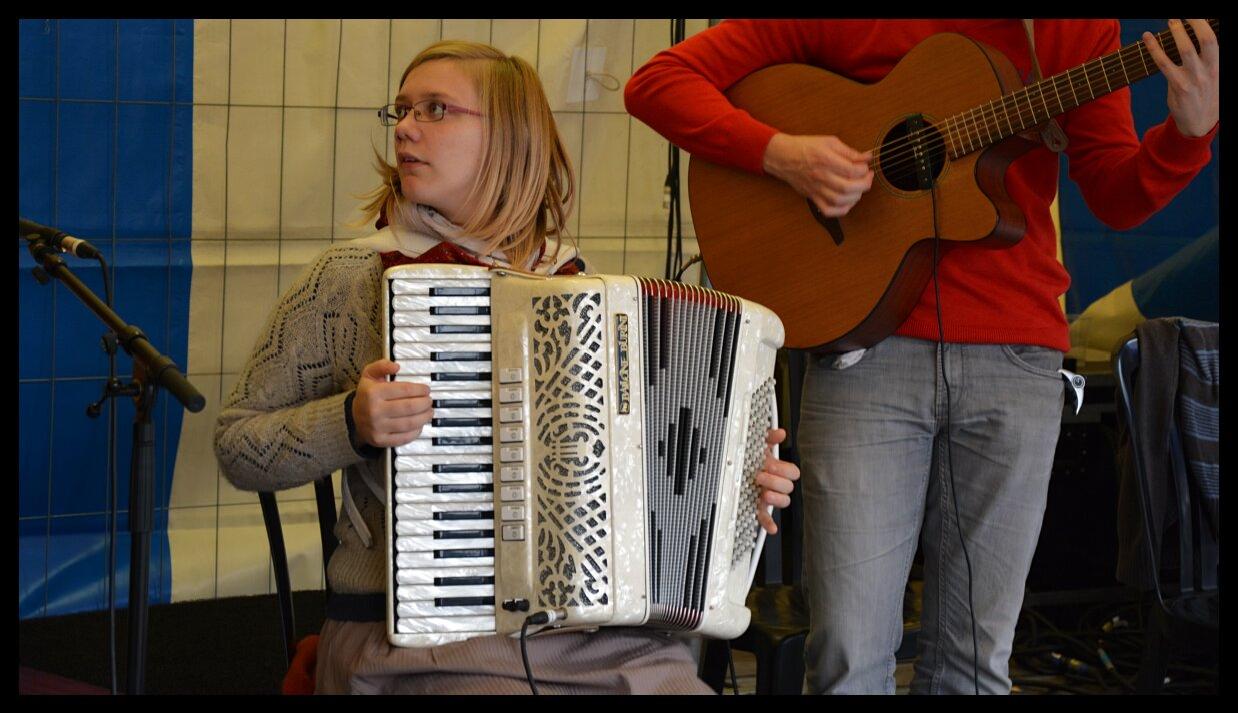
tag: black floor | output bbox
[20,589,1216,695]
[19,591,326,695]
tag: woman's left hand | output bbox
[1144,19,1219,138]
[754,428,800,535]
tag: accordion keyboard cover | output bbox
[383,264,784,647]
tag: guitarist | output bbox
[625,19,1217,694]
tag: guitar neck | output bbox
[943,19,1219,159]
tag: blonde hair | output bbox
[360,41,575,269]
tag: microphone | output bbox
[19,218,102,259]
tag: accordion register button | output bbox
[500,465,524,482]
[499,425,524,443]
[501,524,525,541]
[499,405,522,422]
[499,386,522,403]
[501,504,525,521]
[499,368,523,383]
[500,485,525,502]
[500,446,524,462]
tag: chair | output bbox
[1113,330,1219,693]
[258,476,338,684]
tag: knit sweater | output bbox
[214,227,581,594]
[624,19,1217,352]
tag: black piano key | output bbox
[433,398,492,409]
[433,510,494,521]
[432,463,492,474]
[432,372,492,382]
[431,418,491,428]
[435,548,495,559]
[430,287,490,297]
[434,575,495,586]
[434,596,495,607]
[430,306,491,316]
[431,436,493,447]
[431,325,490,334]
[431,351,491,362]
[433,529,494,539]
[432,484,494,494]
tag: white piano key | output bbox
[390,341,492,359]
[393,359,493,375]
[425,408,493,420]
[394,488,493,505]
[396,440,492,456]
[396,584,494,600]
[396,535,494,553]
[390,278,491,295]
[394,471,492,488]
[390,295,490,309]
[396,602,495,618]
[395,517,495,535]
[395,616,496,634]
[415,424,492,439]
[390,311,491,327]
[393,375,489,390]
[394,454,492,471]
[395,566,494,585]
[430,389,493,402]
[391,327,491,343]
[397,552,494,568]
[395,501,493,516]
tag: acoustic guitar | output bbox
[687,20,1218,351]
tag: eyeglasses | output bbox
[377,99,482,126]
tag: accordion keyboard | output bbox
[389,272,499,639]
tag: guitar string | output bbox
[864,21,1206,175]
[862,22,1211,182]
[870,22,1205,180]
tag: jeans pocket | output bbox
[1000,344,1064,380]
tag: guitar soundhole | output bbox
[878,117,946,192]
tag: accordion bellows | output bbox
[383,265,784,647]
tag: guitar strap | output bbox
[1022,19,1070,153]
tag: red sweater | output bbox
[624,19,1216,351]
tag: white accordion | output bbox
[382,264,784,647]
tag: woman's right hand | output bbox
[762,132,874,218]
[352,359,434,448]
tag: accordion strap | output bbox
[325,591,386,622]
[1022,19,1069,153]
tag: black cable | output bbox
[674,255,702,282]
[520,614,542,695]
[929,180,980,695]
[521,611,563,694]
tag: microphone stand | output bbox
[23,231,206,695]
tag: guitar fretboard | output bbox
[942,20,1219,158]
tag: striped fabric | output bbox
[1175,322,1219,539]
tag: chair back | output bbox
[1113,331,1219,622]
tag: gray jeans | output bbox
[797,336,1064,694]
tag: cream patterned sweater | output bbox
[214,229,579,594]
